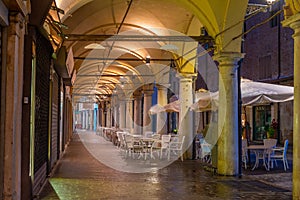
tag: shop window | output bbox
[253,105,271,141]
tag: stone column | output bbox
[82,111,85,129]
[98,108,102,127]
[133,92,143,134]
[143,86,153,133]
[119,100,126,129]
[114,104,119,127]
[111,106,115,127]
[282,13,300,199]
[177,73,196,159]
[214,52,243,176]
[85,110,89,129]
[3,13,25,200]
[125,98,133,132]
[101,102,106,127]
[106,102,111,127]
[89,110,93,130]
[157,86,168,134]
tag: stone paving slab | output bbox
[38,130,292,200]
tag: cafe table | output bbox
[246,145,273,171]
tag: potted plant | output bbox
[267,126,275,138]
[269,119,278,139]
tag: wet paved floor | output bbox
[38,130,292,200]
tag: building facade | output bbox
[242,0,294,144]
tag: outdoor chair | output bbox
[150,140,161,159]
[149,134,165,159]
[242,139,248,169]
[195,133,204,159]
[152,133,161,140]
[263,138,278,168]
[199,139,212,163]
[145,131,153,138]
[270,139,289,171]
[160,135,172,159]
[116,131,123,149]
[123,134,134,158]
[168,136,185,161]
[263,138,277,149]
[132,137,145,159]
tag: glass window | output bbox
[253,105,271,141]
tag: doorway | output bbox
[253,105,271,141]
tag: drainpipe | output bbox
[277,0,281,143]
[238,60,242,178]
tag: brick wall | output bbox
[241,1,294,81]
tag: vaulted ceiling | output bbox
[45,0,250,103]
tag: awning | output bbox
[150,79,294,114]
[241,78,294,106]
[191,79,294,111]
[148,104,166,114]
[149,100,180,114]
[191,89,218,112]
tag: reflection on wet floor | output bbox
[38,130,292,200]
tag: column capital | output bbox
[283,1,300,19]
[213,52,244,66]
[124,96,134,101]
[142,85,153,96]
[156,84,170,91]
[133,90,143,99]
[156,83,171,90]
[143,90,153,96]
[9,12,25,36]
[282,13,300,34]
[176,72,197,81]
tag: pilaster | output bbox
[3,12,25,200]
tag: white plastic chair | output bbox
[159,135,171,159]
[116,131,124,149]
[167,136,185,161]
[123,134,134,158]
[263,138,277,169]
[270,139,289,171]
